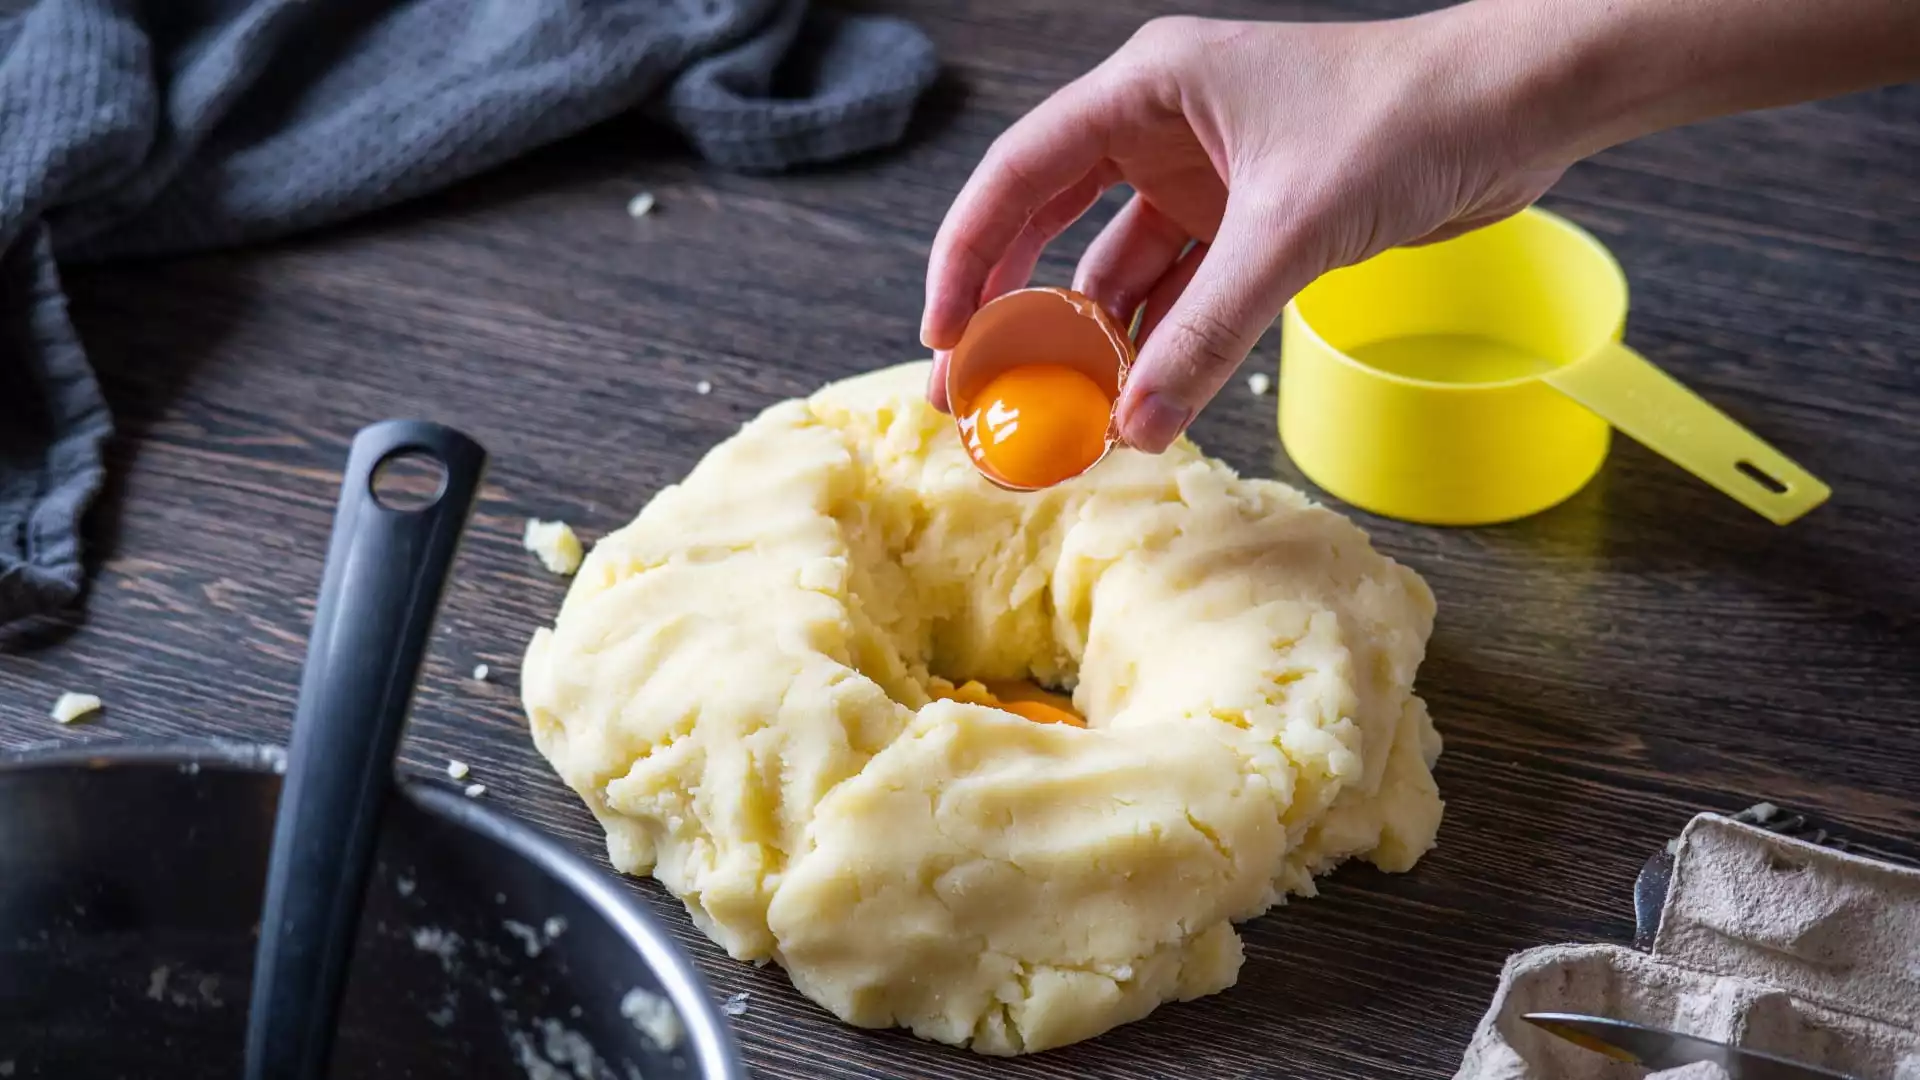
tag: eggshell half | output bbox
[945,288,1135,491]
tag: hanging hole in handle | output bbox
[1735,460,1790,495]
[370,450,448,512]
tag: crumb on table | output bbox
[523,518,584,576]
[50,692,104,725]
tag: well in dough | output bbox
[520,361,1444,1054]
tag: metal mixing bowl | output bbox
[0,739,746,1080]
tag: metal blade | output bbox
[1522,1013,1860,1079]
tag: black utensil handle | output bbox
[244,421,486,1080]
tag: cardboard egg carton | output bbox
[1455,811,1920,1079]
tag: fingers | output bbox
[1073,194,1194,327]
[1117,194,1317,452]
[921,74,1115,351]
[927,165,1113,417]
[927,349,952,413]
[979,167,1117,308]
[1402,209,1512,248]
[1133,239,1206,344]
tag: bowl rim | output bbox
[0,736,749,1080]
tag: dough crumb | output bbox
[0,1058,14,1076]
[396,875,417,897]
[50,691,103,724]
[506,1030,555,1080]
[472,663,490,682]
[523,518,585,576]
[464,783,488,798]
[626,191,656,218]
[503,919,545,957]
[447,760,470,781]
[537,1018,606,1078]
[410,927,461,972]
[721,992,750,1017]
[1247,371,1272,395]
[505,915,568,958]
[619,987,683,1052]
[695,379,713,395]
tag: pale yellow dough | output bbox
[520,361,1443,1054]
[49,692,103,725]
[523,518,585,576]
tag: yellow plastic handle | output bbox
[1543,343,1830,525]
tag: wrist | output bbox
[1439,0,1920,168]
[1420,0,1678,172]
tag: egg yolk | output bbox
[960,364,1112,489]
[931,678,1086,728]
[997,698,1085,728]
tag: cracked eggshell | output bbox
[945,287,1133,492]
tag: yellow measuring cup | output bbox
[1276,207,1829,526]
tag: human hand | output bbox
[919,7,1572,451]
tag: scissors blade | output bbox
[1521,1013,1859,1080]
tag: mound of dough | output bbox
[520,361,1443,1054]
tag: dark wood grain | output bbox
[3,1,1917,1077]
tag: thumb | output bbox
[1116,194,1321,452]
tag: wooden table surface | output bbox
[3,1,1917,1077]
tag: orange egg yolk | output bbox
[997,698,1084,727]
[961,364,1112,489]
[931,678,1085,728]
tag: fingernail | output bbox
[918,293,944,347]
[927,351,952,413]
[1123,392,1192,453]
[921,296,963,350]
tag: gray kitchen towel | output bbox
[0,0,938,627]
